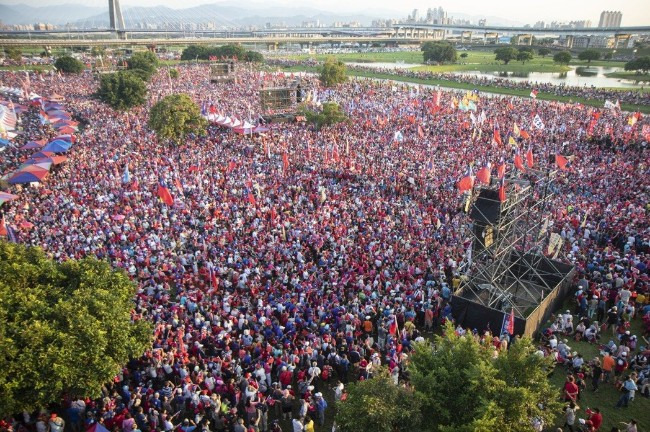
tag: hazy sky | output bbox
[7,0,650,26]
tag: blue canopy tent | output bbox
[42,139,72,153]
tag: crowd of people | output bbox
[0,57,649,432]
[266,58,650,106]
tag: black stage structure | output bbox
[452,163,575,337]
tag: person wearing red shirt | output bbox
[585,407,602,431]
[564,375,579,402]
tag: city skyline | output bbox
[2,0,650,26]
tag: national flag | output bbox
[506,308,515,334]
[174,177,183,194]
[514,150,525,172]
[270,207,277,223]
[121,165,130,184]
[498,178,506,202]
[332,144,340,163]
[476,162,491,185]
[282,152,289,171]
[519,130,530,139]
[208,266,218,291]
[532,114,545,130]
[247,191,256,206]
[227,160,236,173]
[529,89,538,99]
[555,154,568,170]
[432,90,441,107]
[457,165,475,192]
[418,124,425,138]
[388,316,397,336]
[0,215,7,236]
[493,122,502,146]
[526,146,534,168]
[497,161,506,179]
[157,179,174,206]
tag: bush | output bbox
[54,56,84,74]
[169,68,179,79]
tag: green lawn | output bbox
[546,315,649,431]
[606,71,650,82]
[0,64,52,72]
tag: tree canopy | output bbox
[180,44,263,63]
[516,51,534,64]
[335,368,422,432]
[407,324,560,432]
[319,56,347,87]
[127,50,159,81]
[624,56,650,74]
[537,48,551,57]
[0,241,152,416]
[4,47,22,63]
[96,71,148,111]
[54,56,85,74]
[494,47,518,65]
[421,41,457,64]
[149,93,207,143]
[553,51,572,65]
[300,102,347,130]
[578,49,601,64]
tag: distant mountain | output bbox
[0,1,523,29]
[0,3,104,26]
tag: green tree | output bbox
[421,41,457,64]
[96,71,147,111]
[336,368,421,432]
[181,45,209,61]
[603,52,613,60]
[494,47,518,65]
[537,48,551,57]
[0,241,152,416]
[54,55,84,74]
[300,102,347,130]
[243,50,264,63]
[553,51,572,65]
[409,323,561,432]
[127,50,159,81]
[578,49,601,64]
[4,47,22,63]
[518,46,534,54]
[624,56,650,74]
[516,51,534,64]
[460,52,468,59]
[169,68,179,79]
[216,44,247,59]
[320,56,347,87]
[149,93,207,143]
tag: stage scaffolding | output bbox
[455,165,574,327]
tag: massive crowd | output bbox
[266,58,650,106]
[0,60,649,432]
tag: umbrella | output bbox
[0,191,19,205]
[20,139,47,150]
[86,423,110,432]
[8,169,48,184]
[54,134,76,143]
[43,140,72,153]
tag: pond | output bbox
[450,66,646,89]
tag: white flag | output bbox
[532,114,545,130]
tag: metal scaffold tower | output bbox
[457,165,572,320]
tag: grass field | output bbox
[279,65,650,114]
[546,313,649,431]
[606,71,650,82]
[285,49,628,74]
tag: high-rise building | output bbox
[598,11,622,28]
[411,9,420,22]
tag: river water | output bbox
[344,62,646,89]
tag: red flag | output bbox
[476,163,491,185]
[497,163,506,179]
[247,192,256,206]
[282,152,289,171]
[0,216,7,236]
[174,178,183,194]
[227,161,236,173]
[493,128,502,146]
[333,145,340,163]
[157,181,174,206]
[526,147,534,168]
[177,331,186,355]
[418,124,425,138]
[555,154,568,170]
[506,308,515,334]
[498,178,506,202]
[519,130,530,139]
[389,318,397,336]
[270,207,277,223]
[514,154,525,172]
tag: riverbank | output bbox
[279,65,650,114]
[605,71,650,82]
